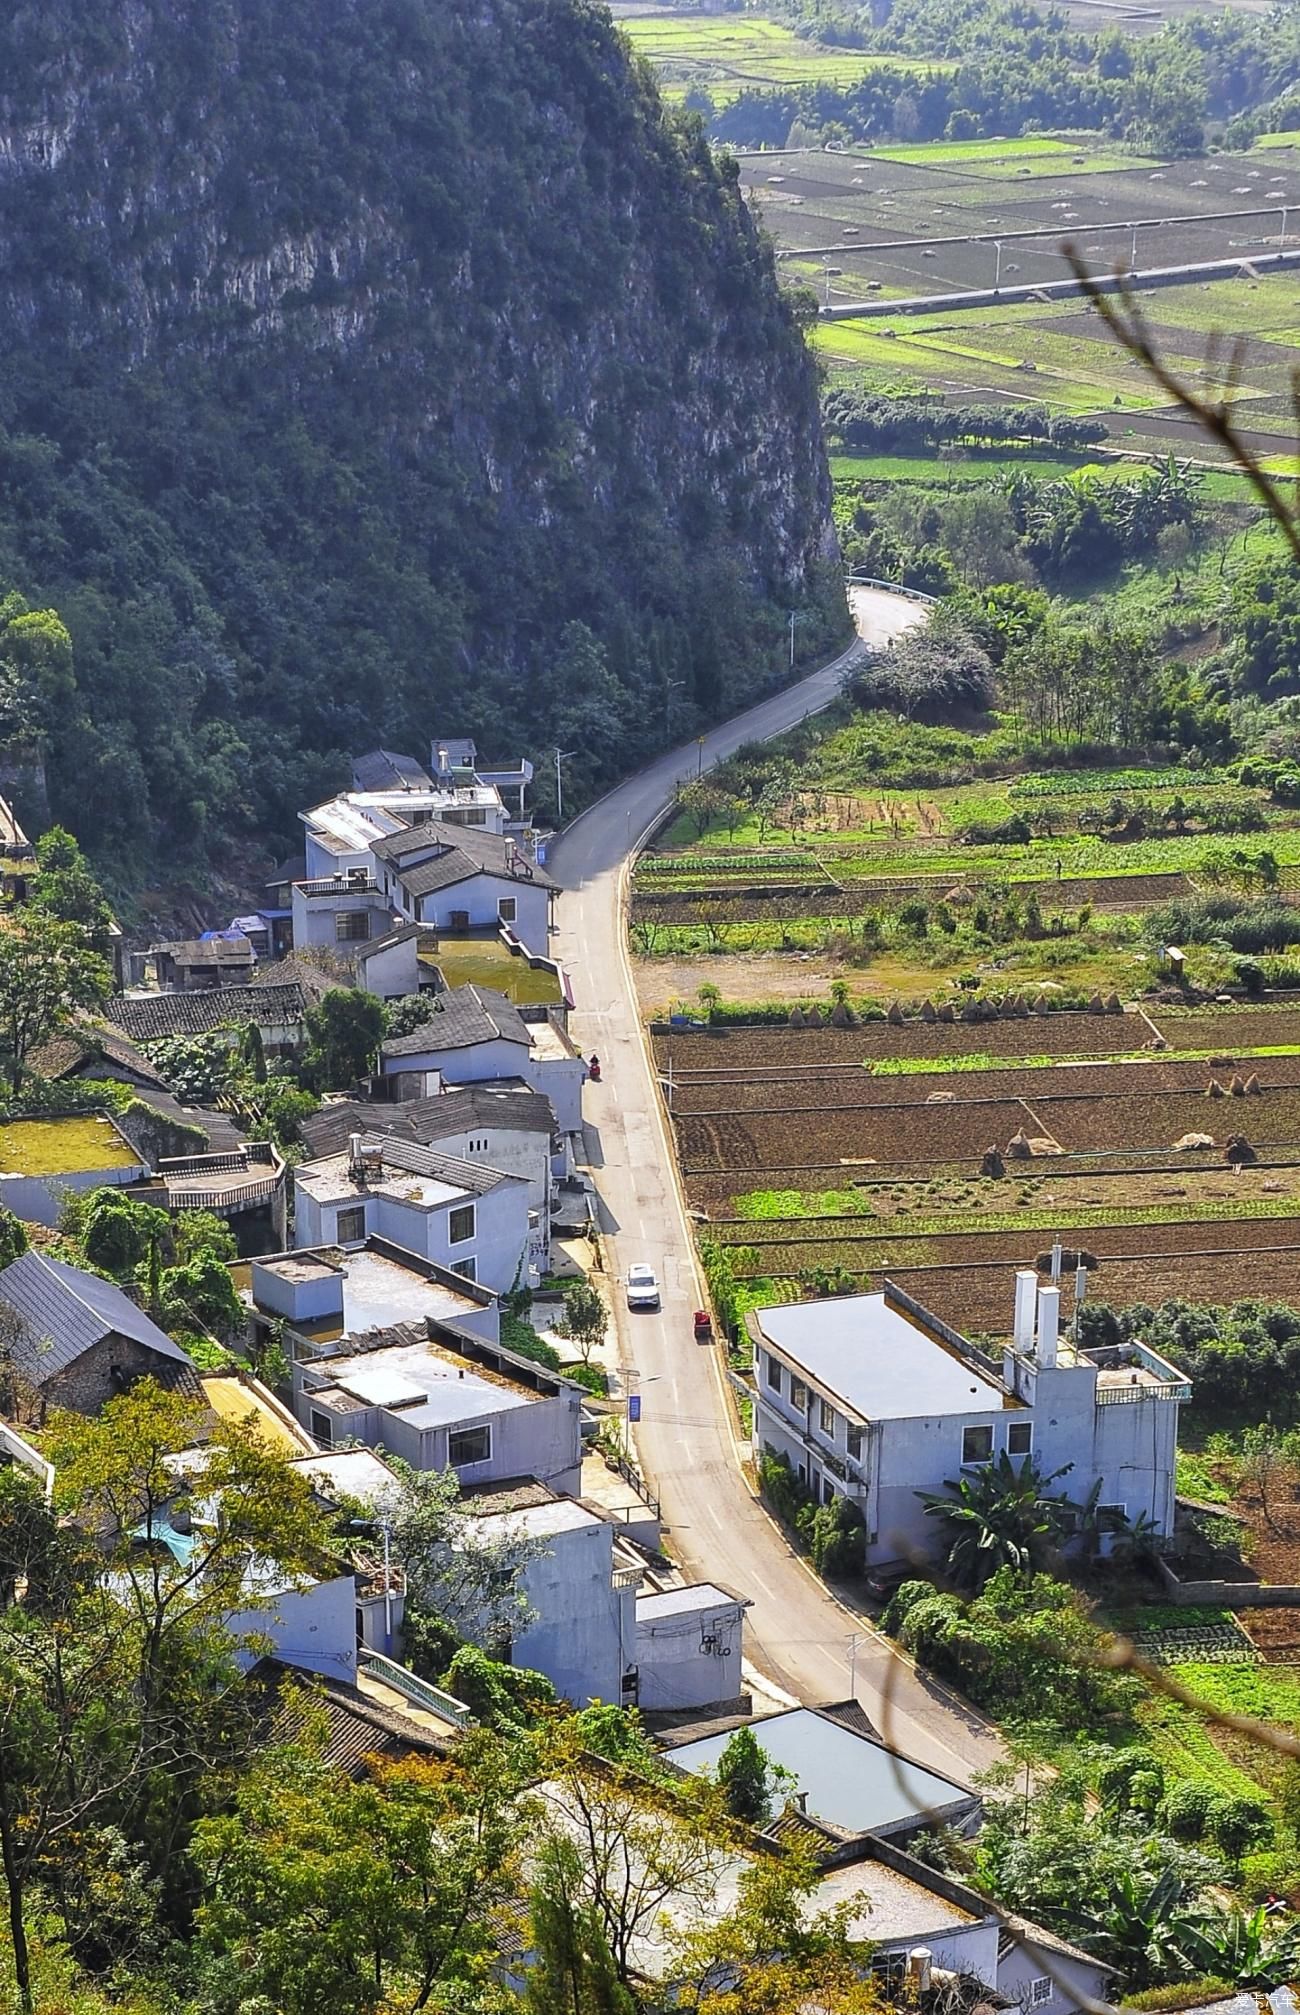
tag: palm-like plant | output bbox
[919,1452,1080,1594]
[1180,1906,1300,1990]
[1065,1868,1203,1989]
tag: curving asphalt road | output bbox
[548,587,1005,1786]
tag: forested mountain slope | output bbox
[0,0,839,875]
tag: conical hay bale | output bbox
[887,1001,905,1026]
[788,1005,805,1028]
[829,1001,851,1027]
[1006,1129,1032,1159]
[1245,1072,1262,1095]
[1089,991,1105,1015]
[1105,992,1123,1014]
[920,997,937,1022]
[806,1005,823,1028]
[1206,1078,1225,1098]
[980,1147,1005,1177]
[938,1001,956,1023]
[1229,1073,1246,1097]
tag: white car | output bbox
[626,1264,660,1311]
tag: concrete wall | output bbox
[635,1594,745,1713]
[873,1919,1001,1986]
[304,832,371,879]
[225,1572,358,1683]
[509,1520,631,1707]
[423,1125,551,1218]
[382,868,549,953]
[367,1179,531,1294]
[0,1158,147,1227]
[291,884,391,950]
[380,1033,528,1092]
[357,934,420,999]
[997,1933,1115,2013]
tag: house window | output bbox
[789,1378,808,1412]
[962,1424,994,1466]
[1029,1979,1052,2007]
[1007,1420,1033,1457]
[465,808,487,826]
[336,910,370,942]
[847,1425,864,1461]
[448,1203,476,1245]
[819,1398,836,1437]
[1099,1502,1127,1523]
[765,1355,782,1395]
[449,1425,491,1468]
[451,1257,477,1283]
[498,896,517,923]
[310,1409,334,1447]
[335,1206,366,1243]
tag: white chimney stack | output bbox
[1050,1238,1063,1283]
[907,1948,933,1995]
[1075,1259,1088,1311]
[1037,1285,1060,1367]
[348,1131,363,1178]
[1013,1269,1037,1353]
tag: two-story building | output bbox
[749,1273,1189,1569]
[301,1084,565,1223]
[292,1319,585,1494]
[377,983,585,1136]
[292,1132,536,1293]
[371,822,554,954]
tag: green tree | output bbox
[716,1726,773,1825]
[526,1835,636,2015]
[29,826,113,939]
[0,1206,27,1270]
[303,987,386,1091]
[157,1250,243,1339]
[193,1744,525,2015]
[0,913,111,1094]
[557,1281,607,1368]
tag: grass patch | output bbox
[0,1114,138,1176]
[619,13,940,104]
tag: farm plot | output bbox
[614,12,935,104]
[653,1011,1157,1076]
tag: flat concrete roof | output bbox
[472,1498,602,1541]
[753,1293,1007,1421]
[322,1337,538,1429]
[637,1583,741,1620]
[289,1447,401,1503]
[337,1248,484,1331]
[668,1707,974,1837]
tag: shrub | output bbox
[1098,1749,1164,1815]
[810,1495,866,1578]
[1161,1780,1216,1841]
[1207,1791,1273,1862]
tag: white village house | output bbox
[291,1319,585,1495]
[377,983,586,1136]
[750,1273,1189,1568]
[293,1131,539,1293]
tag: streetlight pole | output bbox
[847,1630,870,1702]
[554,747,574,824]
[1130,221,1139,276]
[789,608,797,673]
[993,238,1003,293]
[1281,204,1290,250]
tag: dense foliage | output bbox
[0,0,840,879]
[705,0,1300,151]
[1080,1295,1300,1426]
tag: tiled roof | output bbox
[351,748,433,793]
[30,1022,171,1091]
[0,1250,195,1384]
[373,818,556,892]
[250,955,339,1004]
[380,983,529,1059]
[106,983,309,1042]
[300,1085,555,1159]
[266,1664,451,1771]
[160,937,255,967]
[356,924,422,960]
[298,1133,521,1200]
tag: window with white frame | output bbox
[335,910,370,942]
[1029,1978,1052,2007]
[449,1425,491,1468]
[310,1409,334,1447]
[847,1424,864,1461]
[335,1205,366,1244]
[1007,1419,1033,1456]
[962,1424,994,1466]
[766,1355,782,1394]
[451,1257,477,1282]
[448,1203,476,1244]
[789,1377,808,1411]
[819,1398,836,1437]
[498,896,517,923]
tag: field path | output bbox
[548,587,1006,1784]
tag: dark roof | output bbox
[266,1662,451,1770]
[0,1250,194,1384]
[355,923,422,961]
[300,1085,555,1159]
[267,854,306,886]
[250,954,340,1004]
[351,748,433,793]
[380,983,530,1059]
[106,983,310,1043]
[306,1132,522,1198]
[373,819,556,894]
[30,1022,171,1091]
[999,1915,1119,1977]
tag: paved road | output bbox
[548,588,1005,1786]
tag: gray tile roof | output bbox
[355,924,422,961]
[373,819,556,893]
[357,1133,523,1196]
[351,748,433,793]
[0,1250,194,1384]
[106,983,310,1042]
[300,1085,555,1159]
[379,983,530,1059]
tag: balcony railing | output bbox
[357,1648,472,1727]
[1096,1380,1191,1406]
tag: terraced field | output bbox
[669,1004,1300,1326]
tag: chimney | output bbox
[1050,1237,1063,1283]
[1013,1269,1037,1352]
[907,1949,933,1996]
[348,1131,364,1180]
[796,1790,808,1814]
[1037,1285,1060,1368]
[1075,1258,1088,1313]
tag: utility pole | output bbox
[1281,204,1290,249]
[554,747,574,824]
[993,238,1003,293]
[789,608,797,672]
[847,1629,870,1702]
[1130,220,1139,275]
[696,736,706,778]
